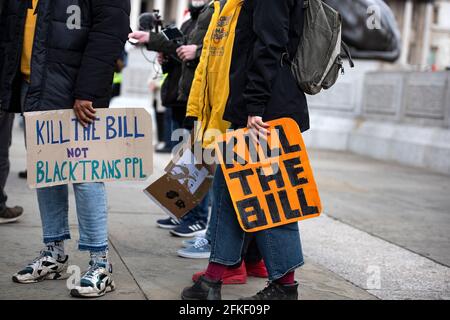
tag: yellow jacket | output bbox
[186,0,243,148]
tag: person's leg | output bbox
[0,112,15,212]
[170,107,186,154]
[176,194,212,259]
[73,182,108,253]
[182,193,209,225]
[242,236,261,264]
[239,224,303,300]
[70,182,113,298]
[12,185,70,283]
[37,185,72,244]
[207,166,246,267]
[157,108,173,152]
[171,192,209,237]
[181,166,246,300]
[17,81,29,179]
[254,223,303,282]
[243,236,268,278]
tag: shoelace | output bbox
[193,237,209,249]
[28,246,54,267]
[83,263,104,283]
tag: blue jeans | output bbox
[209,166,304,281]
[182,191,210,225]
[37,183,108,252]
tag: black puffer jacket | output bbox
[224,0,309,132]
[0,0,130,113]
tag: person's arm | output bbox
[146,31,179,55]
[243,0,295,118]
[74,0,130,106]
[183,4,215,64]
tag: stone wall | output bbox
[304,65,450,175]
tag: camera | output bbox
[138,10,163,33]
[139,10,184,46]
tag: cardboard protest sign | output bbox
[25,108,153,189]
[144,141,214,220]
[214,118,322,232]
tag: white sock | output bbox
[90,250,109,268]
[45,240,65,260]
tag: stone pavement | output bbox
[0,122,449,300]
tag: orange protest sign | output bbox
[214,118,322,232]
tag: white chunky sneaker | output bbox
[70,261,115,298]
[12,249,69,284]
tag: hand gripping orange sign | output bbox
[214,118,322,232]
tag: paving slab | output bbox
[107,212,376,300]
[309,149,450,267]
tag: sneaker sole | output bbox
[177,251,211,259]
[12,270,69,284]
[157,223,179,230]
[70,280,116,298]
[170,229,206,238]
[0,217,20,224]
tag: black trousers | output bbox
[0,111,15,209]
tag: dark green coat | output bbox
[146,2,215,103]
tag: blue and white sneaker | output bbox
[182,237,200,248]
[12,248,69,284]
[157,217,180,229]
[177,237,211,259]
[170,220,207,238]
[70,261,115,298]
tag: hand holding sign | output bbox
[215,118,322,233]
[73,99,96,127]
[247,116,270,142]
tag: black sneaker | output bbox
[181,276,222,300]
[170,220,207,238]
[240,282,299,300]
[0,206,23,224]
[156,217,180,229]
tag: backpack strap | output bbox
[341,41,355,68]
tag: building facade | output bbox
[385,0,450,70]
[130,0,189,31]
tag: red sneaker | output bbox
[245,260,268,278]
[192,263,247,285]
